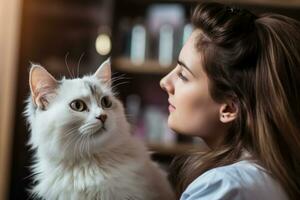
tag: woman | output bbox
[160,2,300,200]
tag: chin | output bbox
[167,117,175,130]
[167,118,185,135]
[168,118,200,137]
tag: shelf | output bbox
[112,57,174,75]
[27,1,111,24]
[147,142,204,155]
[218,0,300,8]
[121,0,300,8]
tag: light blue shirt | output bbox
[180,160,288,200]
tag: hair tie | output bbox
[226,6,258,21]
[226,6,241,15]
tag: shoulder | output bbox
[180,160,288,200]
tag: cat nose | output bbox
[96,114,107,123]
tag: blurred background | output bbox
[1,0,300,199]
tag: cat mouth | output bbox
[99,126,106,133]
[92,126,106,136]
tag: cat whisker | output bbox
[77,52,85,78]
[110,74,131,82]
[59,120,81,138]
[60,129,77,140]
[65,124,80,132]
[82,122,100,129]
[111,71,128,78]
[111,81,130,91]
[111,71,124,76]
[110,74,125,81]
[85,126,102,136]
[114,76,132,81]
[65,52,74,79]
[110,78,132,86]
[79,123,100,134]
[110,73,131,82]
[79,127,96,137]
[60,125,81,139]
[62,127,84,151]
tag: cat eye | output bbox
[70,100,87,112]
[101,96,112,108]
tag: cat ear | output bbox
[29,64,58,110]
[94,58,111,86]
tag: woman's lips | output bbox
[168,104,176,112]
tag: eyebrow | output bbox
[177,60,196,77]
[84,81,97,95]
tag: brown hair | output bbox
[169,2,300,199]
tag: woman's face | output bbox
[160,30,226,146]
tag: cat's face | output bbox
[25,59,130,159]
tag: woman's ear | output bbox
[219,100,239,123]
[29,64,58,110]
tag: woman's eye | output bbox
[70,100,87,112]
[177,72,188,82]
[101,96,112,108]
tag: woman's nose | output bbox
[160,72,174,95]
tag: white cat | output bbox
[24,59,175,200]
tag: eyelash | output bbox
[177,72,188,82]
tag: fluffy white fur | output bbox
[24,60,175,200]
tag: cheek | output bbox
[189,101,219,136]
[52,105,88,133]
[168,89,220,136]
[65,109,87,123]
[108,108,123,128]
